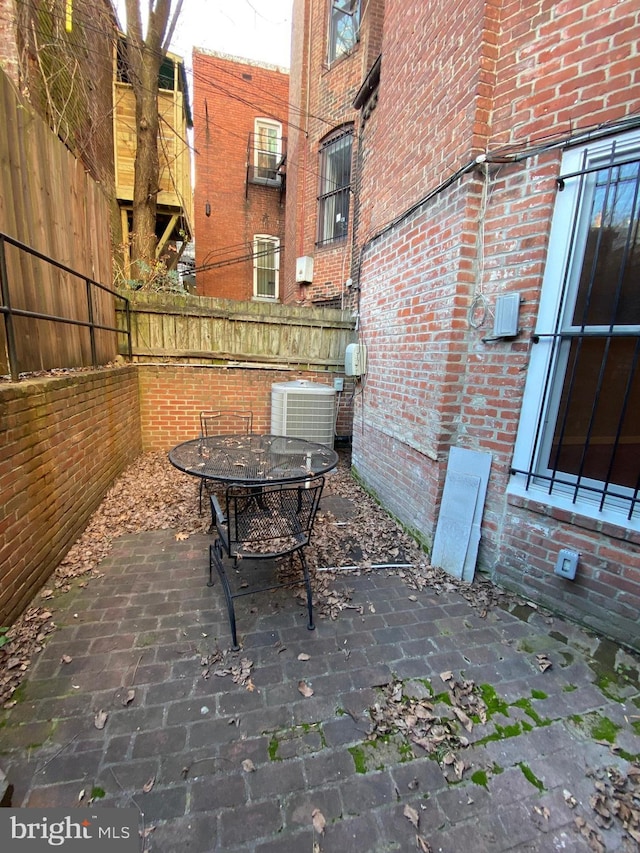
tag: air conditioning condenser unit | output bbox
[271,380,336,447]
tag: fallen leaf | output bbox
[242,759,256,773]
[122,689,136,706]
[175,531,189,541]
[78,788,85,802]
[440,670,453,683]
[404,804,420,829]
[298,653,311,661]
[94,709,108,729]
[311,808,326,835]
[298,680,314,698]
[535,653,552,672]
[416,836,432,852]
[61,654,72,664]
[143,776,155,793]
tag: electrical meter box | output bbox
[295,256,314,283]
[345,342,367,376]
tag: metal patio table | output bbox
[168,433,339,485]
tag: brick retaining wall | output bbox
[137,364,354,451]
[0,367,142,625]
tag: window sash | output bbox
[317,132,352,245]
[253,237,279,300]
[329,0,360,64]
[510,132,640,525]
[254,120,282,182]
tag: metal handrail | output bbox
[0,231,131,381]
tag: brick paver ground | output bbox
[1,520,639,852]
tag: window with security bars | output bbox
[253,236,279,300]
[328,0,360,64]
[510,131,640,526]
[317,130,353,246]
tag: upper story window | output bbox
[252,118,283,185]
[328,0,360,65]
[510,130,640,529]
[253,235,280,300]
[317,129,353,246]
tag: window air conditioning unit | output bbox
[271,380,336,447]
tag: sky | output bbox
[115,1,294,69]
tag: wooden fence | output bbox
[118,292,357,370]
[0,69,117,376]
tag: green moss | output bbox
[476,721,523,745]
[479,684,510,718]
[91,787,105,800]
[631,721,640,735]
[591,715,621,744]
[530,689,548,700]
[471,770,488,788]
[268,735,280,761]
[399,741,414,762]
[349,745,367,774]
[563,684,578,693]
[518,762,545,791]
[511,697,551,727]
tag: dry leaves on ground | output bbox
[1,448,514,706]
[367,673,488,782]
[582,763,640,850]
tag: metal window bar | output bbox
[0,231,131,381]
[514,143,640,521]
[317,131,352,246]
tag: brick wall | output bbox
[284,0,385,305]
[0,368,141,625]
[346,0,640,649]
[0,361,353,627]
[192,51,289,300]
[137,364,354,451]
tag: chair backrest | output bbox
[200,409,253,437]
[224,477,325,558]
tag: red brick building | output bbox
[283,0,384,306]
[192,51,289,300]
[286,0,640,650]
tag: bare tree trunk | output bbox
[123,0,183,282]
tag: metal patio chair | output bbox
[208,476,325,649]
[197,409,253,514]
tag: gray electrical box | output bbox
[492,293,521,337]
[554,549,579,580]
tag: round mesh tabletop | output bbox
[169,434,339,483]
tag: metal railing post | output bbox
[0,235,19,381]
[85,276,97,367]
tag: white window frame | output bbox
[253,235,280,301]
[253,118,282,185]
[509,128,640,530]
